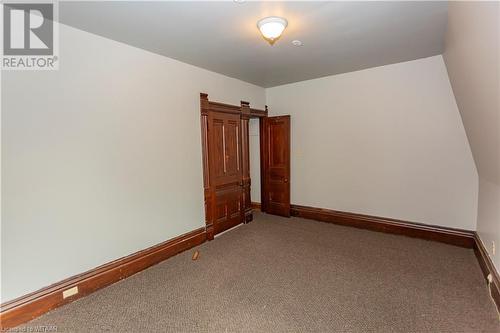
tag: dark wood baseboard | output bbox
[251,202,261,210]
[0,227,207,329]
[290,204,475,248]
[473,233,500,313]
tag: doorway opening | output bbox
[200,93,290,239]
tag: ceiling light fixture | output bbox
[257,16,288,45]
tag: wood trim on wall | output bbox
[251,202,261,210]
[474,233,500,313]
[0,227,207,330]
[250,106,268,118]
[290,204,476,248]
[241,100,252,223]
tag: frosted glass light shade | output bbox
[257,17,288,44]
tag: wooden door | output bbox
[200,93,266,239]
[208,111,243,235]
[262,116,291,217]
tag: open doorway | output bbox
[200,93,290,239]
[249,118,262,210]
[249,116,291,217]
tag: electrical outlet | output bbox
[62,286,79,299]
[493,241,496,256]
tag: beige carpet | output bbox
[22,212,500,332]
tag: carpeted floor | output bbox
[22,212,500,332]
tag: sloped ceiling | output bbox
[443,1,500,186]
[59,1,448,87]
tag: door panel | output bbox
[214,186,242,234]
[208,112,242,187]
[207,111,244,236]
[211,119,226,179]
[270,124,286,166]
[263,116,291,217]
[224,119,240,178]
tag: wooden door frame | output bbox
[200,93,267,240]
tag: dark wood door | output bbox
[200,93,266,239]
[262,116,291,217]
[208,111,243,235]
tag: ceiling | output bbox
[59,1,448,88]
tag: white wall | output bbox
[443,1,500,270]
[265,55,478,230]
[1,24,265,303]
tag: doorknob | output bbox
[284,178,288,183]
